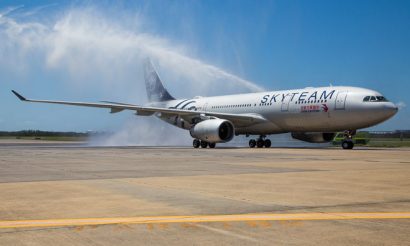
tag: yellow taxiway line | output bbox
[1,212,409,229]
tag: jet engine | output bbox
[291,132,336,143]
[190,119,234,143]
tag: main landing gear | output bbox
[249,136,271,148]
[341,130,356,150]
[193,139,216,149]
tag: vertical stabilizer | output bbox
[144,59,175,102]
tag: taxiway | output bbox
[0,140,409,245]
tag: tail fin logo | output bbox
[144,59,175,102]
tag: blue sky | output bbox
[1,0,409,132]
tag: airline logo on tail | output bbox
[144,59,175,102]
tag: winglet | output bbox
[11,90,27,101]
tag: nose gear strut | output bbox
[341,130,356,149]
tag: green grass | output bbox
[365,139,410,147]
[332,135,410,148]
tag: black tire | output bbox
[193,139,200,148]
[209,143,216,148]
[264,139,271,148]
[249,139,256,148]
[342,140,353,150]
[256,139,264,148]
[200,141,208,148]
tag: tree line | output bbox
[0,130,91,137]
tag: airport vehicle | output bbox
[12,60,398,149]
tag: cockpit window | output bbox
[363,96,389,102]
[376,96,388,102]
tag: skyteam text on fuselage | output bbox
[12,60,398,149]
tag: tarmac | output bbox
[0,139,409,245]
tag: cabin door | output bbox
[335,91,348,110]
[281,94,292,112]
[203,102,208,112]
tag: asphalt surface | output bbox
[0,140,409,245]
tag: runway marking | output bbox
[196,224,260,243]
[0,212,409,229]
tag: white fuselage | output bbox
[150,86,397,135]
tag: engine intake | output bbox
[291,132,335,143]
[190,119,234,143]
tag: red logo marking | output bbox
[322,104,329,112]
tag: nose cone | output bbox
[383,102,398,119]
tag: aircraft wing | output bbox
[12,90,267,127]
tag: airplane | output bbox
[12,60,398,149]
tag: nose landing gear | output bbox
[341,130,356,149]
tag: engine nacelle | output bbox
[190,119,234,143]
[291,132,336,143]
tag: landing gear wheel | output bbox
[342,140,354,150]
[341,129,356,150]
[200,141,208,148]
[249,139,256,148]
[208,143,216,148]
[193,139,200,148]
[264,139,271,148]
[256,139,264,148]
